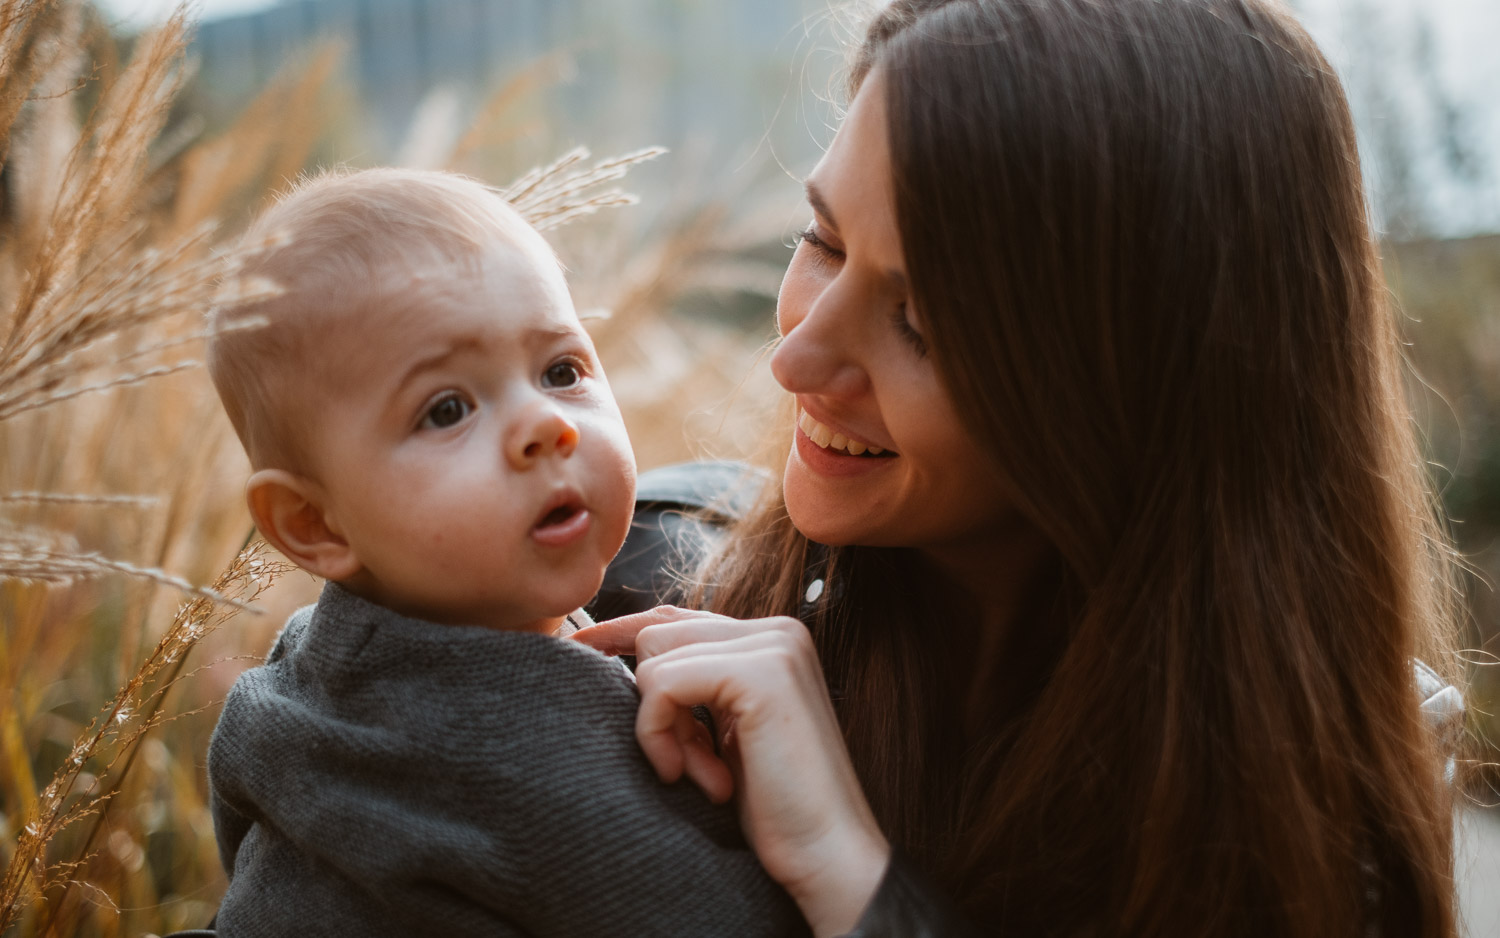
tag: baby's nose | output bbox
[506,405,580,469]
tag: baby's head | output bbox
[209,168,636,633]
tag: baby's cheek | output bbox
[429,503,507,565]
[597,450,633,531]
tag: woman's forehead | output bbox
[807,70,893,218]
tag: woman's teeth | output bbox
[799,410,885,456]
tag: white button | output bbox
[804,578,825,604]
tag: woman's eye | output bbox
[420,394,473,429]
[542,361,583,389]
[795,225,843,260]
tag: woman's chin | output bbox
[783,464,878,547]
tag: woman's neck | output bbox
[919,511,1061,741]
[920,509,1055,641]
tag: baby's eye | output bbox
[542,360,583,389]
[420,393,473,430]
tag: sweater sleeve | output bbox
[209,585,806,938]
[476,645,807,937]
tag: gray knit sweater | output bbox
[209,582,806,937]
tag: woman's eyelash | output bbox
[795,225,842,258]
[892,305,928,357]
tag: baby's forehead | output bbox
[389,240,572,324]
[304,245,581,368]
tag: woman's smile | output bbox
[797,408,892,457]
[792,403,902,480]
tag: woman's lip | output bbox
[793,424,897,478]
[532,506,592,547]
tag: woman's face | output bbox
[773,70,1014,560]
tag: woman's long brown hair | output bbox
[702,0,1466,934]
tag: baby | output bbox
[204,168,803,937]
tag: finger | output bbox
[635,650,784,769]
[633,616,798,662]
[634,653,753,788]
[636,635,834,764]
[568,604,704,654]
[642,711,686,785]
[676,710,734,804]
[635,625,817,681]
[670,706,709,759]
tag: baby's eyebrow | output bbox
[392,327,583,396]
[526,326,582,345]
[394,338,482,395]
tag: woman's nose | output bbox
[770,291,868,399]
[505,402,580,470]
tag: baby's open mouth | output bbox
[531,491,592,548]
[537,503,582,528]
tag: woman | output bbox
[575,0,1467,935]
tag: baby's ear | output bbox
[246,470,361,581]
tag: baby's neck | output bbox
[334,575,576,636]
[547,616,579,638]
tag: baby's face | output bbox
[300,233,635,632]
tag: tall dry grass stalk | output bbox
[1,544,288,935]
[0,1,339,933]
[0,3,797,932]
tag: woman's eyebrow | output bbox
[804,180,837,230]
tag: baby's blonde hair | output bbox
[208,167,547,470]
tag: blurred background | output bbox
[0,0,1496,934]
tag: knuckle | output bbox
[770,615,802,633]
[634,655,660,682]
[762,643,799,675]
[771,618,815,653]
[635,625,665,658]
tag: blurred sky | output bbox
[1292,0,1500,234]
[97,0,1500,236]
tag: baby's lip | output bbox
[532,487,591,549]
[532,487,586,532]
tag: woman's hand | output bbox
[572,605,891,936]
